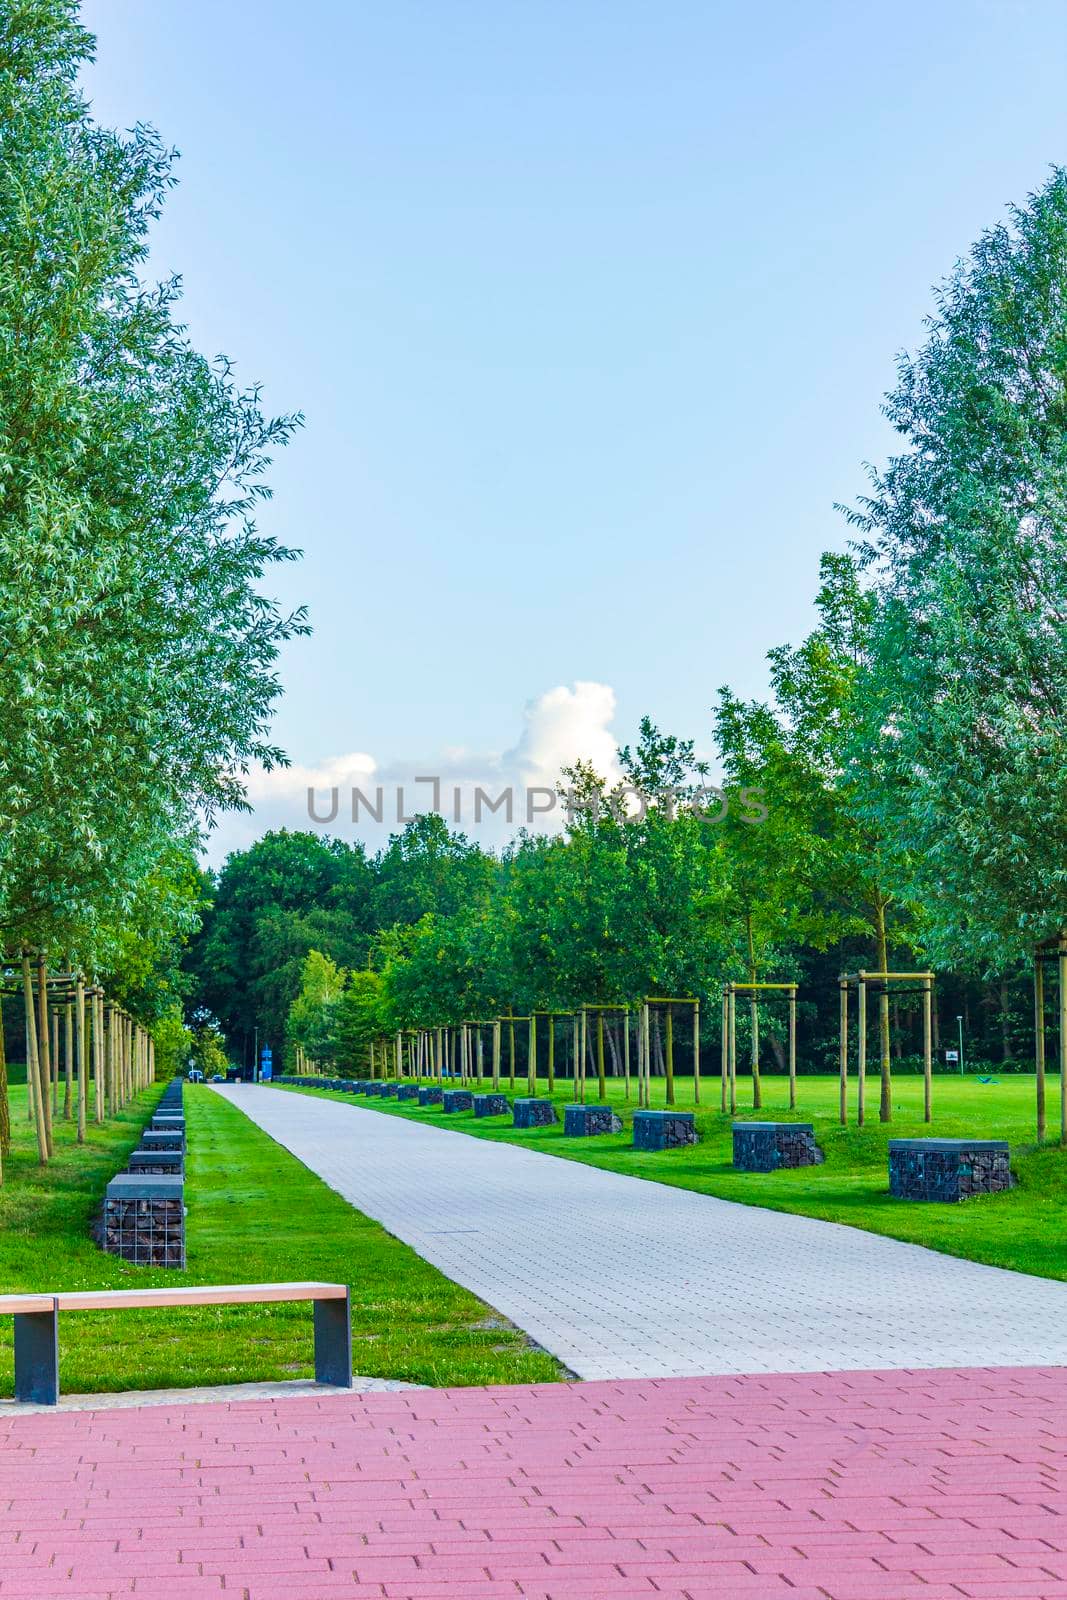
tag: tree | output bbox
[186,832,374,1055]
[715,553,914,1117]
[372,815,494,930]
[287,950,345,1068]
[0,1,304,970]
[849,169,1067,974]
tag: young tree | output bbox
[715,553,913,1118]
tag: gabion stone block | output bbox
[142,1130,183,1153]
[442,1090,474,1113]
[396,1084,419,1101]
[380,1083,399,1097]
[889,1139,1012,1202]
[102,1175,185,1269]
[632,1110,698,1150]
[732,1122,823,1172]
[474,1093,510,1117]
[127,1148,184,1177]
[564,1104,623,1137]
[512,1098,558,1129]
[364,1083,385,1096]
[150,1116,185,1148]
[418,1085,443,1106]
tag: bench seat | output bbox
[0,1281,351,1404]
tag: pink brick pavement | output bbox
[0,1365,1065,1600]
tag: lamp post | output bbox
[956,1014,964,1077]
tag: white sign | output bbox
[945,1049,959,1062]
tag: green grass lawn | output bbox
[282,1071,1067,1282]
[0,1082,562,1394]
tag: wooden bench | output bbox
[0,1282,352,1405]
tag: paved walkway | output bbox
[2,1366,1066,1599]
[214,1085,1067,1380]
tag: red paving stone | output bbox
[0,1365,1064,1599]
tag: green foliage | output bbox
[372,813,494,929]
[0,1,303,999]
[150,1007,191,1080]
[287,949,345,1065]
[189,1015,228,1077]
[850,169,1067,970]
[185,831,375,1056]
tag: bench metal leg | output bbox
[14,1306,59,1405]
[313,1292,352,1388]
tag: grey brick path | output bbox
[213,1084,1067,1380]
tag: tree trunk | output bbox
[22,954,48,1164]
[664,1008,675,1105]
[604,1018,620,1079]
[1000,979,1011,1063]
[765,1027,785,1072]
[652,1010,664,1076]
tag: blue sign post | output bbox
[260,1045,273,1082]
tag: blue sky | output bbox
[80,1,1066,855]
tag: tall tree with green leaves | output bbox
[716,552,913,1117]
[0,0,304,969]
[848,169,1067,978]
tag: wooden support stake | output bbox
[838,979,848,1126]
[857,976,867,1127]
[622,1009,630,1101]
[788,987,797,1110]
[727,985,737,1114]
[1034,955,1046,1143]
[579,1009,587,1104]
[692,1000,700,1106]
[922,976,933,1124]
[1060,947,1067,1146]
[75,978,86,1144]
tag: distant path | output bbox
[213,1083,1067,1380]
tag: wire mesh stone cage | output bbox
[103,1176,186,1268]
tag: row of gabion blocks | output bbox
[271,1079,1015,1201]
[273,1076,702,1148]
[101,1089,186,1268]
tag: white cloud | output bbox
[203,681,622,865]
